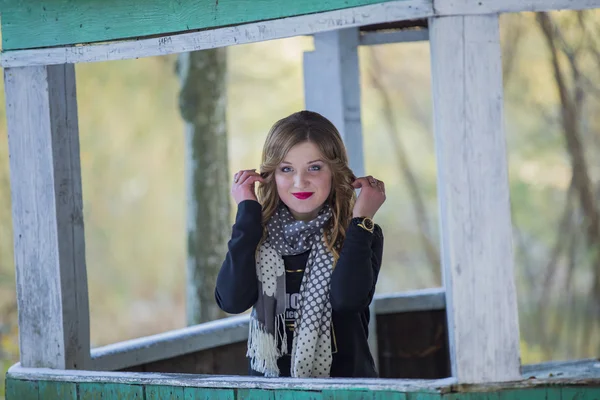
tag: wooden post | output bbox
[303,28,379,370]
[428,15,521,383]
[303,28,365,175]
[4,64,91,369]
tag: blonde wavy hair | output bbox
[256,110,356,260]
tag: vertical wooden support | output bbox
[428,15,521,383]
[303,28,365,175]
[4,64,91,369]
[303,28,379,370]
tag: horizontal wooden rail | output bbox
[89,288,445,371]
[3,0,599,68]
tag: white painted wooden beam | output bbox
[435,0,600,15]
[428,15,521,384]
[7,364,457,391]
[2,0,600,68]
[4,65,91,369]
[359,29,429,46]
[374,288,445,314]
[89,291,444,371]
[304,28,365,177]
[91,315,250,371]
[0,0,432,68]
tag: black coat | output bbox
[215,200,384,378]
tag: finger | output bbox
[366,175,377,186]
[240,174,264,186]
[234,169,257,183]
[235,170,250,184]
[378,180,385,192]
[352,177,369,188]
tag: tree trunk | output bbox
[177,49,229,325]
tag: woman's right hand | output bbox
[231,169,265,204]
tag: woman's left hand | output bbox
[351,176,386,219]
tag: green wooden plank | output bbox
[146,385,184,399]
[238,388,276,400]
[374,392,408,400]
[78,383,104,400]
[275,390,324,400]
[103,383,143,399]
[322,390,374,400]
[5,378,38,400]
[38,381,77,400]
[497,388,547,400]
[580,387,600,400]
[183,387,235,400]
[406,393,442,400]
[561,387,600,400]
[1,0,397,50]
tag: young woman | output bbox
[215,110,385,378]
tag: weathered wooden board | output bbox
[428,14,521,384]
[0,0,432,68]
[146,385,184,400]
[0,0,399,50]
[435,0,600,15]
[5,374,600,400]
[4,64,91,369]
[38,381,77,400]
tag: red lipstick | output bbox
[292,192,313,200]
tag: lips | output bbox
[292,192,314,200]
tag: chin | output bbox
[283,197,327,217]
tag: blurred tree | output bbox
[177,49,229,324]
[536,11,600,356]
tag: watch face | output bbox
[363,218,374,229]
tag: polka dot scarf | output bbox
[247,204,334,378]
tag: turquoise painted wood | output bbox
[407,393,442,400]
[103,383,143,399]
[0,0,396,50]
[183,387,235,400]
[5,378,38,400]
[323,389,375,399]
[275,390,324,400]
[374,392,408,400]
[4,377,600,400]
[78,383,104,400]
[238,388,276,400]
[146,384,184,399]
[38,381,77,400]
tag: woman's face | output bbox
[275,141,332,221]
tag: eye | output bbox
[281,166,292,173]
[309,164,322,172]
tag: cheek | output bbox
[316,174,332,194]
[275,174,290,194]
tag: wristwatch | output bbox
[353,217,375,233]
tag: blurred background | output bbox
[1,9,600,397]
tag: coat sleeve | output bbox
[330,222,384,313]
[214,200,263,314]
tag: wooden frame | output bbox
[0,0,431,68]
[429,14,521,384]
[4,65,91,370]
[90,290,445,371]
[2,0,599,391]
[3,0,600,68]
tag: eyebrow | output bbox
[281,159,324,165]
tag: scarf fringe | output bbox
[247,314,287,377]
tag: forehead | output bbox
[283,141,323,161]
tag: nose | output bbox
[294,170,309,189]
